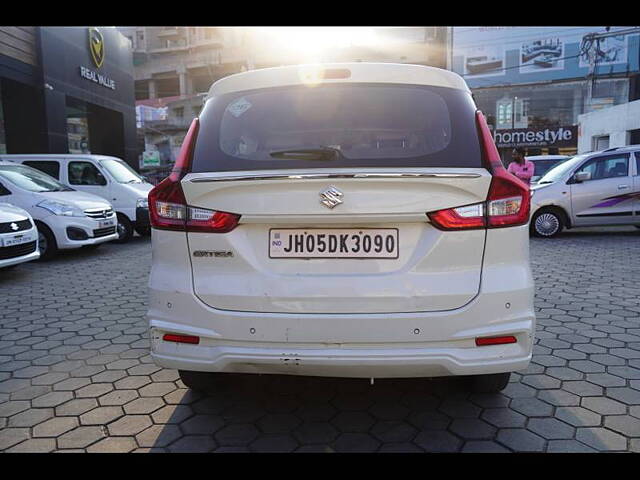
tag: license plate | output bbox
[2,233,35,247]
[269,228,399,259]
[98,219,115,229]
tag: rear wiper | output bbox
[269,146,343,161]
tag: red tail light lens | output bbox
[427,203,485,230]
[187,208,240,233]
[148,118,241,233]
[475,335,517,346]
[427,111,530,231]
[163,333,200,345]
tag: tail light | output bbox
[427,111,530,231]
[148,118,241,233]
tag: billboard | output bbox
[452,27,639,88]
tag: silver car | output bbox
[530,145,640,237]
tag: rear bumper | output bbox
[148,224,535,378]
[151,337,531,378]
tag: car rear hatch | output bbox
[149,68,530,315]
[183,167,491,313]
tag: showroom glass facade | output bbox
[473,78,630,162]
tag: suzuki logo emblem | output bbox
[319,186,343,209]
[10,223,19,231]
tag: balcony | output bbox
[157,27,184,39]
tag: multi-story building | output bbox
[450,26,640,163]
[117,26,449,169]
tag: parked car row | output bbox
[0,155,153,267]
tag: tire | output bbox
[36,222,58,260]
[115,214,133,243]
[179,370,218,392]
[134,225,151,237]
[531,209,564,238]
[470,372,511,393]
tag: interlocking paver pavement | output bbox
[1,227,640,452]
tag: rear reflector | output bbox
[163,334,200,345]
[475,336,517,346]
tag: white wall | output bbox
[578,100,640,153]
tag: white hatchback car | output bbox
[147,63,535,393]
[0,155,153,242]
[0,202,40,268]
[0,161,118,259]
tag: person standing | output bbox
[507,147,534,185]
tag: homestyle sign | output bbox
[79,66,116,90]
[493,126,577,148]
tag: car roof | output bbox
[0,154,121,161]
[586,144,640,156]
[526,155,570,161]
[206,62,470,99]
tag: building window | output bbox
[593,135,610,151]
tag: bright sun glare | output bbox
[252,27,381,54]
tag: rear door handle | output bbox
[618,185,630,190]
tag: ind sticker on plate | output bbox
[226,97,252,118]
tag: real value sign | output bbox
[493,126,578,148]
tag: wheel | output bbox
[470,372,511,393]
[36,222,58,260]
[115,214,133,243]
[531,209,564,238]
[134,225,151,237]
[179,370,218,392]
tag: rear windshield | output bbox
[192,83,482,172]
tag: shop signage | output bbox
[493,126,578,148]
[79,66,116,90]
[142,151,161,167]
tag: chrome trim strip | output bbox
[190,172,483,183]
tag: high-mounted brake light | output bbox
[427,111,530,231]
[148,118,241,233]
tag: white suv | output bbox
[147,63,535,393]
